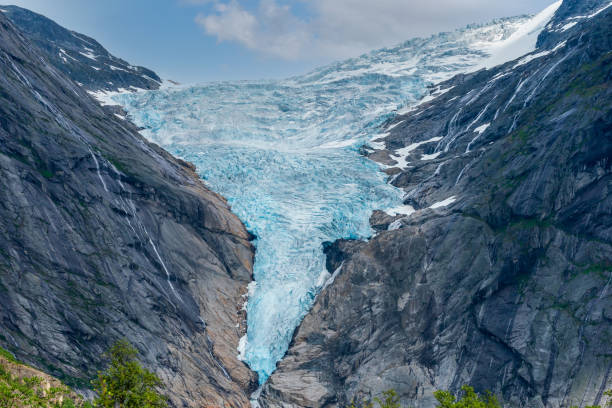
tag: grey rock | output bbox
[0,11,256,407]
[260,2,612,407]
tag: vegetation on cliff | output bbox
[0,341,167,408]
[91,340,167,408]
[0,347,89,407]
[349,386,612,408]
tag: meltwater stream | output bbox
[111,11,554,383]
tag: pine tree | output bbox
[92,340,167,408]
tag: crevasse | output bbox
[112,9,555,384]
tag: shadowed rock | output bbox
[0,11,257,407]
[259,1,612,407]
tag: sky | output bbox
[3,0,555,83]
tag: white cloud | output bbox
[195,0,555,61]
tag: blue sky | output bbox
[4,0,555,83]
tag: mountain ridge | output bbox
[0,9,256,407]
[0,5,162,92]
[258,0,612,406]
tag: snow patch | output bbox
[368,141,386,150]
[476,1,562,70]
[395,137,443,156]
[385,205,415,217]
[474,123,490,134]
[109,64,130,72]
[389,137,443,168]
[237,335,248,361]
[567,1,612,20]
[59,49,77,63]
[513,41,566,68]
[386,120,404,131]
[421,152,442,161]
[322,263,344,290]
[388,219,404,231]
[560,22,578,31]
[430,196,457,209]
[79,50,97,60]
[87,88,130,106]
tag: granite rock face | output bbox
[0,5,162,92]
[260,1,612,407]
[0,12,257,407]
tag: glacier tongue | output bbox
[112,5,557,384]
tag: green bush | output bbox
[348,386,612,408]
[0,352,88,408]
[434,385,501,408]
[91,340,167,408]
[570,389,612,408]
[348,389,400,408]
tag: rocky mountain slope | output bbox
[0,11,257,408]
[0,5,162,92]
[259,1,612,407]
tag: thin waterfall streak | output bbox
[148,236,182,304]
[88,148,109,193]
[525,52,572,105]
[503,78,527,112]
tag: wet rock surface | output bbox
[260,1,612,407]
[0,12,256,407]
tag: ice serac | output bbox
[0,5,162,92]
[259,1,612,407]
[114,11,552,384]
[0,12,256,407]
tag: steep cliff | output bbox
[260,1,612,407]
[0,11,257,407]
[0,5,162,92]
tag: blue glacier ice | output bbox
[111,14,549,383]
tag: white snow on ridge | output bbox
[385,205,415,217]
[237,335,247,361]
[59,48,78,64]
[421,151,442,161]
[368,141,386,150]
[474,123,491,135]
[477,1,562,70]
[109,65,130,73]
[388,219,404,231]
[394,136,443,156]
[560,22,578,31]
[430,196,457,209]
[567,0,612,20]
[386,120,404,131]
[87,86,149,107]
[79,50,97,60]
[88,90,122,106]
[87,88,132,106]
[466,123,491,153]
[513,40,567,68]
[389,137,443,168]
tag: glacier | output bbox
[111,6,558,384]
